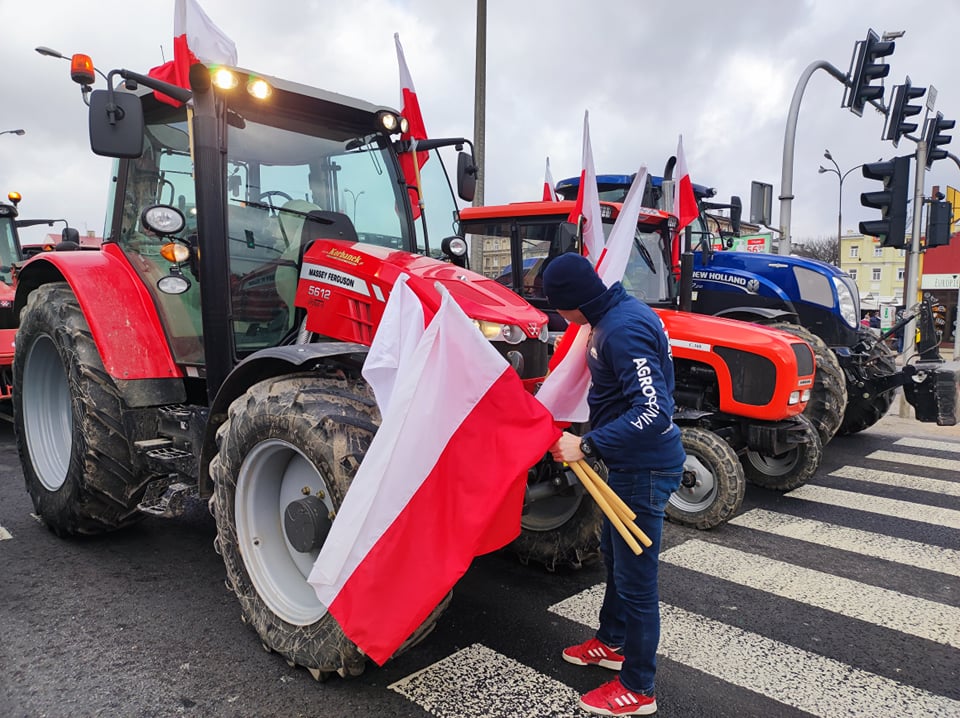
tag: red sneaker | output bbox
[562,637,624,670]
[579,677,657,716]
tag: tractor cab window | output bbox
[600,222,671,303]
[0,217,18,285]
[408,148,461,258]
[115,110,204,365]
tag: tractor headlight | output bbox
[801,389,811,402]
[788,390,801,405]
[247,77,272,100]
[141,205,185,236]
[538,323,550,343]
[833,276,859,329]
[474,320,526,344]
[212,68,239,90]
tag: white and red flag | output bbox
[568,111,605,264]
[671,135,699,271]
[308,284,560,665]
[395,33,429,219]
[543,157,559,201]
[535,166,649,423]
[148,0,237,106]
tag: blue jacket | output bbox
[581,282,685,472]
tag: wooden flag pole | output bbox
[572,460,653,549]
[569,461,643,555]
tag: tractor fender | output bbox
[198,342,370,496]
[711,306,798,324]
[14,244,180,384]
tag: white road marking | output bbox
[894,437,960,453]
[0,526,11,541]
[388,643,581,718]
[867,449,960,473]
[549,588,960,718]
[660,540,960,648]
[829,466,960,497]
[729,509,960,578]
[786,484,960,530]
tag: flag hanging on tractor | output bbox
[148,0,237,106]
[308,284,560,665]
[395,33,429,219]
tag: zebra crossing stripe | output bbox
[729,509,960,578]
[660,540,960,649]
[786,484,960,530]
[389,643,581,717]
[549,588,960,717]
[867,449,960,473]
[894,437,960,454]
[0,526,11,541]
[829,466,960,497]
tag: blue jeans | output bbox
[595,465,684,694]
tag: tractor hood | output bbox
[295,239,548,346]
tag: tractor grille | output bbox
[714,346,776,406]
[493,338,549,381]
[791,342,815,376]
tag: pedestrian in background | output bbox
[542,253,685,716]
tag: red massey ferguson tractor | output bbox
[459,200,822,529]
[12,58,601,678]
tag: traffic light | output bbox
[923,112,955,168]
[926,199,952,247]
[844,29,895,117]
[884,77,925,147]
[859,155,911,248]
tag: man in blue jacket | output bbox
[543,252,685,716]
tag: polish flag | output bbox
[568,111,605,264]
[148,0,237,106]
[308,285,560,665]
[543,157,559,201]
[536,166,649,423]
[395,33,429,220]
[671,135,699,271]
[361,274,425,416]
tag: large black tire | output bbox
[838,328,898,435]
[743,414,822,491]
[511,458,603,570]
[13,282,149,536]
[666,427,745,530]
[770,322,847,446]
[210,373,449,680]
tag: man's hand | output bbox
[550,431,585,463]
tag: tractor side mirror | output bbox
[457,151,477,203]
[729,196,742,236]
[557,221,579,253]
[88,89,144,158]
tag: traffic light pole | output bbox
[899,139,926,417]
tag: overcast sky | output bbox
[2,0,960,247]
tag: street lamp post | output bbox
[818,149,863,245]
[0,129,25,137]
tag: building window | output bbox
[848,268,858,280]
[873,246,883,257]
[872,267,882,281]
[849,245,859,258]
[897,267,904,281]
[899,249,906,257]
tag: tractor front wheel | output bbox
[210,372,449,680]
[13,282,149,536]
[770,322,847,446]
[743,414,822,492]
[666,427,745,530]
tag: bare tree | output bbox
[791,235,839,266]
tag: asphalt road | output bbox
[1,401,958,718]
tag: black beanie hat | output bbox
[542,253,607,310]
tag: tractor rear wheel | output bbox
[13,282,149,536]
[210,373,449,679]
[666,427,745,530]
[838,328,898,435]
[743,414,822,492]
[770,322,847,446]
